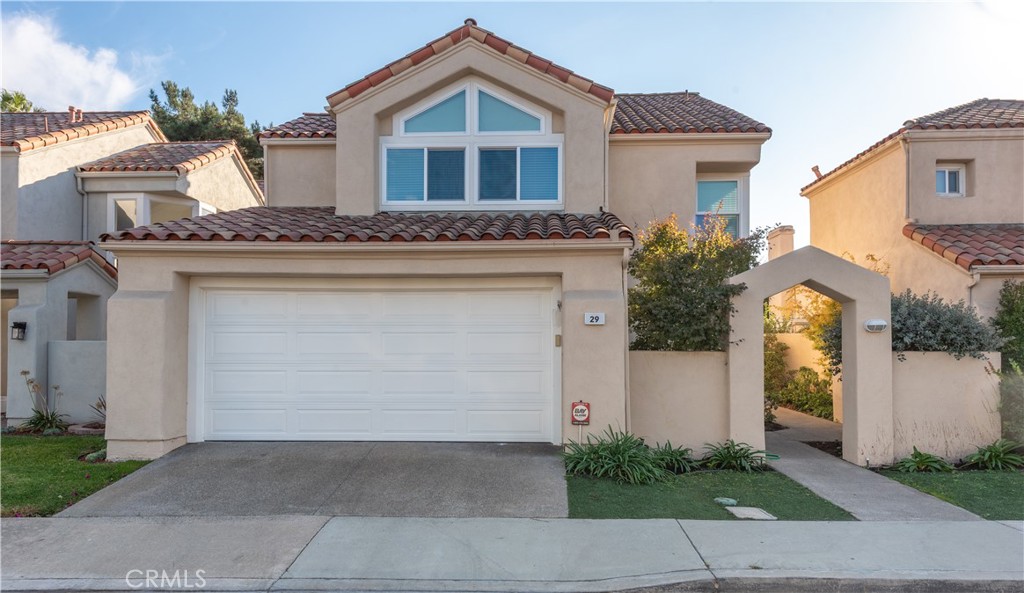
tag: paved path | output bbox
[2,516,1021,592]
[767,409,982,521]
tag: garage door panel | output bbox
[200,286,556,442]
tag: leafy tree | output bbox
[149,81,265,179]
[2,89,43,112]
[628,215,768,351]
[993,280,1024,370]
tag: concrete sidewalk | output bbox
[2,516,1022,592]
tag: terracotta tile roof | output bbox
[102,207,632,243]
[803,98,1024,193]
[325,19,614,109]
[78,141,237,173]
[903,223,1024,271]
[1,111,166,152]
[1,241,117,279]
[263,94,770,140]
[259,113,335,140]
[610,92,770,135]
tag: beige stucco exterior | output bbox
[1,126,162,240]
[804,129,1024,317]
[102,241,631,460]
[608,136,766,235]
[628,351,729,450]
[892,352,1001,461]
[263,142,336,207]
[331,43,609,216]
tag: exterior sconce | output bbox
[10,322,27,341]
[864,319,888,333]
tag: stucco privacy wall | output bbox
[103,244,630,460]
[628,351,729,450]
[47,341,107,424]
[4,126,160,241]
[892,352,1001,461]
[607,139,763,234]
[333,43,609,216]
[264,143,336,207]
[730,246,893,465]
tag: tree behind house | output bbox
[149,81,265,179]
[2,89,43,112]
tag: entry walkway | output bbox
[767,409,981,521]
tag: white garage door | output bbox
[195,283,558,442]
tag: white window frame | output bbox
[382,78,563,211]
[935,165,966,197]
[106,194,214,233]
[695,175,750,238]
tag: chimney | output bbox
[811,165,822,179]
[767,225,795,261]
[68,105,76,120]
[75,109,83,122]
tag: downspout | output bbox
[75,171,88,241]
[968,268,981,311]
[602,98,617,213]
[622,244,631,430]
[901,133,912,221]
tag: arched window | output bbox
[381,80,563,210]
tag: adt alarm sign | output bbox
[571,401,590,425]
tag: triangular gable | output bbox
[326,19,614,109]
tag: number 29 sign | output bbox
[571,401,590,426]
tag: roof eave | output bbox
[101,238,634,255]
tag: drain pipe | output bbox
[76,172,88,241]
[901,134,912,221]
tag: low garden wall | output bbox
[892,352,1001,462]
[628,351,730,451]
[47,340,106,424]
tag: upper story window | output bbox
[936,165,965,197]
[109,194,214,232]
[696,179,745,238]
[382,81,563,211]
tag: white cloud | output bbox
[1,13,161,111]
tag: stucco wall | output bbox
[333,43,609,216]
[264,143,336,207]
[12,126,159,241]
[628,351,729,451]
[47,340,106,424]
[608,139,763,235]
[1,152,19,238]
[907,130,1024,225]
[892,352,1001,461]
[103,243,631,459]
[972,273,1024,323]
[181,156,263,211]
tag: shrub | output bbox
[701,440,768,472]
[1000,364,1024,442]
[892,447,954,473]
[962,439,1024,471]
[815,290,1004,377]
[777,367,834,420]
[993,280,1024,370]
[628,215,768,352]
[763,333,792,424]
[563,427,671,484]
[650,442,699,474]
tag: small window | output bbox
[696,180,740,238]
[936,166,964,196]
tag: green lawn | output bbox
[1,435,148,517]
[567,470,854,520]
[881,470,1024,520]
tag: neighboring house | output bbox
[800,98,1024,321]
[1,108,264,424]
[101,20,769,459]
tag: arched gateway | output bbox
[728,246,893,465]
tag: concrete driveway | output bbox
[58,442,568,518]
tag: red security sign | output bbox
[571,401,590,425]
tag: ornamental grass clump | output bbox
[701,440,769,472]
[563,427,698,484]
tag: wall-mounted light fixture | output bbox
[864,319,888,333]
[10,322,27,341]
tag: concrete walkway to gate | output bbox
[767,409,982,521]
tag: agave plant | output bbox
[963,439,1024,471]
[892,447,954,473]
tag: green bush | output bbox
[777,367,834,420]
[963,439,1024,471]
[892,447,954,473]
[563,428,699,484]
[816,290,1004,377]
[701,440,768,472]
[763,306,794,424]
[650,442,700,474]
[1000,365,1024,442]
[628,215,768,352]
[993,280,1024,370]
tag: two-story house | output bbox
[800,99,1024,322]
[100,20,770,459]
[1,108,263,424]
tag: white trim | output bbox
[935,164,966,197]
[695,174,750,238]
[187,276,563,444]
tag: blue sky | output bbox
[3,1,1022,246]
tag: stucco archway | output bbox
[727,246,892,466]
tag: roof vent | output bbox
[812,165,822,179]
[464,18,477,26]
